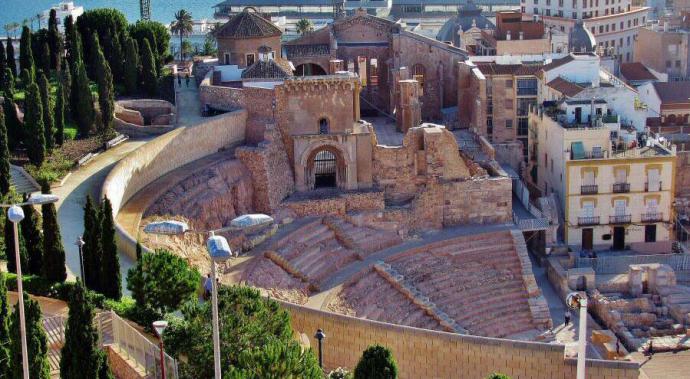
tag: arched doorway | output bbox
[295,63,326,76]
[313,150,337,188]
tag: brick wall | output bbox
[199,75,275,119]
[101,109,247,259]
[280,301,640,379]
[282,190,385,218]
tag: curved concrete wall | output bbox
[101,109,248,258]
[281,301,639,379]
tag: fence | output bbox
[42,311,178,379]
[576,253,690,274]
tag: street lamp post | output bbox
[2,194,60,379]
[314,328,326,369]
[567,292,588,379]
[144,220,234,379]
[75,236,85,282]
[153,320,169,379]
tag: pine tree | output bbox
[21,200,43,276]
[60,281,102,378]
[0,110,10,195]
[55,78,65,146]
[100,197,121,300]
[42,189,67,283]
[38,71,54,151]
[3,97,21,151]
[48,9,61,71]
[141,39,158,97]
[73,61,94,138]
[4,212,27,274]
[82,195,102,292]
[0,40,6,93]
[19,26,34,81]
[95,44,114,136]
[9,292,50,379]
[2,68,15,99]
[123,38,139,95]
[6,37,17,77]
[0,272,10,378]
[24,82,45,166]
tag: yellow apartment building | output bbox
[529,101,676,252]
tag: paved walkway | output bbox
[175,76,203,127]
[54,139,150,290]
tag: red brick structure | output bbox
[216,8,282,67]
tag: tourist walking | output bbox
[177,74,182,87]
[564,309,571,326]
[204,274,213,300]
[185,73,190,87]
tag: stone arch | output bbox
[295,63,327,76]
[299,141,352,190]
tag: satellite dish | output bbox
[566,292,584,310]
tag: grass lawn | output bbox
[64,122,78,140]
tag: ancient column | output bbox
[396,79,421,133]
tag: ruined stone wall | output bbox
[282,191,385,218]
[236,125,295,213]
[457,63,486,131]
[675,151,690,207]
[494,141,525,174]
[372,145,418,203]
[280,301,640,379]
[199,76,274,119]
[441,177,512,226]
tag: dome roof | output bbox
[568,21,596,53]
[216,8,282,39]
[436,1,495,46]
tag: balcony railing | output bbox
[612,183,630,193]
[641,212,663,222]
[581,184,598,195]
[578,216,600,226]
[645,182,662,192]
[610,214,632,224]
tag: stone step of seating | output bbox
[323,216,402,256]
[272,219,324,249]
[474,313,536,338]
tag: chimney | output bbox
[519,31,524,40]
[507,30,511,40]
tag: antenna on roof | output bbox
[140,0,151,21]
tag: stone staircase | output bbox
[383,230,550,338]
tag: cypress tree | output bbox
[19,68,32,90]
[123,38,139,95]
[95,44,114,135]
[86,32,100,81]
[65,16,82,73]
[2,68,15,99]
[24,82,46,166]
[21,200,43,276]
[9,292,50,379]
[42,186,66,283]
[4,216,28,273]
[3,97,22,151]
[82,195,102,292]
[19,26,34,81]
[38,71,54,151]
[0,40,6,92]
[55,79,65,146]
[6,37,17,77]
[60,281,102,379]
[0,110,10,195]
[40,41,51,75]
[0,272,10,378]
[48,9,61,71]
[61,60,72,119]
[100,197,121,300]
[141,39,158,97]
[97,351,114,379]
[73,61,94,138]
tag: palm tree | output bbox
[296,18,314,35]
[171,10,193,61]
[6,22,20,37]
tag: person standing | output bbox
[185,73,190,87]
[564,309,571,326]
[203,273,212,300]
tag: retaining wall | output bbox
[281,301,640,379]
[101,109,247,259]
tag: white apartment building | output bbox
[521,0,648,62]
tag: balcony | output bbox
[581,185,598,195]
[645,182,662,192]
[578,216,600,226]
[641,212,663,222]
[612,183,630,193]
[609,214,632,224]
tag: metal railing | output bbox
[612,182,630,193]
[609,214,632,224]
[108,311,179,379]
[576,253,690,274]
[578,216,600,226]
[641,212,663,222]
[43,316,66,376]
[645,181,662,192]
[581,184,598,194]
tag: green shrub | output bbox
[486,374,511,379]
[354,344,398,379]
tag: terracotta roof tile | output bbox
[241,59,293,79]
[475,63,542,76]
[541,54,575,72]
[546,77,585,97]
[653,81,690,104]
[216,9,282,39]
[620,62,657,81]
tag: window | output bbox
[583,170,595,186]
[505,119,513,128]
[628,20,631,28]
[615,168,627,183]
[517,118,529,136]
[614,199,627,216]
[319,118,329,134]
[517,79,537,96]
[546,9,551,15]
[412,64,425,94]
[534,7,539,14]
[245,53,255,66]
[546,0,551,5]
[573,12,578,18]
[627,36,631,46]
[676,60,682,68]
[517,98,536,116]
[505,79,513,88]
[559,0,564,5]
[620,21,624,29]
[558,10,564,16]
[599,25,604,33]
[606,24,609,32]
[534,0,538,4]
[572,0,577,7]
[504,99,513,109]
[582,201,595,218]
[666,60,672,68]
[224,53,231,65]
[647,168,660,191]
[612,23,616,31]
[626,52,630,62]
[591,27,596,34]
